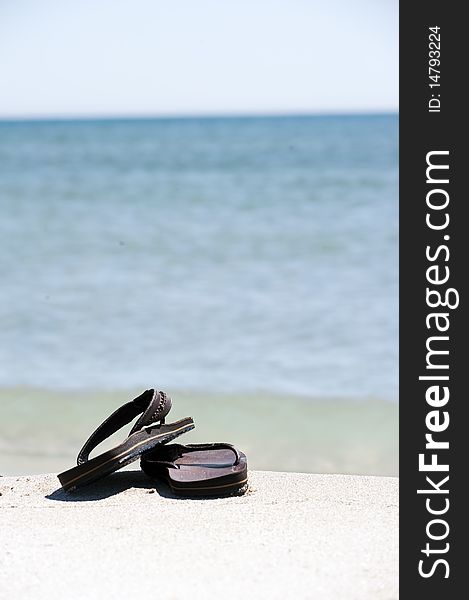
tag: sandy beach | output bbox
[0,470,398,599]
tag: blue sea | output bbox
[0,115,398,476]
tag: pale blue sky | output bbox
[0,0,398,118]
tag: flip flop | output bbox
[140,442,248,496]
[58,389,194,491]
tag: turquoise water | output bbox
[0,115,398,475]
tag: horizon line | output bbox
[0,108,398,123]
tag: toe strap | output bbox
[77,389,172,465]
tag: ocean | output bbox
[0,114,398,476]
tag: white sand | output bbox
[0,470,398,600]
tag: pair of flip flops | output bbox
[58,389,248,496]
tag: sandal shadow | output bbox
[46,470,175,502]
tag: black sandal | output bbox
[58,389,194,491]
[140,442,248,496]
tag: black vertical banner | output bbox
[400,1,465,597]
